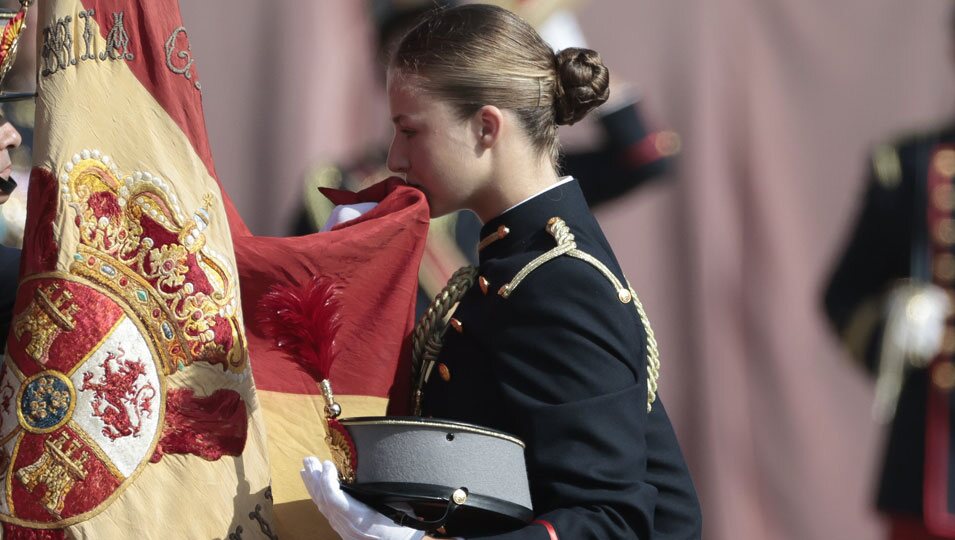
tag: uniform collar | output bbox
[478,178,588,263]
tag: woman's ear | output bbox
[475,105,504,149]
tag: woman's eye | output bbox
[401,129,416,138]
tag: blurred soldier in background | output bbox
[823,13,955,535]
[0,117,22,352]
[0,1,33,351]
[289,0,680,315]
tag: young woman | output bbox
[302,5,702,539]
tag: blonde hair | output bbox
[391,4,610,164]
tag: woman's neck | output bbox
[471,158,560,223]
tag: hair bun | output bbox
[554,48,610,126]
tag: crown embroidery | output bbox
[58,150,245,374]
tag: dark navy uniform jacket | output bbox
[422,179,701,539]
[824,125,955,532]
[0,245,18,352]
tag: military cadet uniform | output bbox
[416,178,701,539]
[824,126,955,538]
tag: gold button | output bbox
[478,276,489,295]
[438,363,451,382]
[936,219,955,246]
[934,184,955,212]
[451,488,468,505]
[943,328,955,355]
[617,289,632,303]
[936,149,955,177]
[655,131,682,157]
[932,361,955,391]
[935,253,955,282]
[449,318,463,333]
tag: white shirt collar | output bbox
[502,176,575,215]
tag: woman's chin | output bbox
[419,191,448,218]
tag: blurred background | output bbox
[5,0,955,538]
[173,0,955,539]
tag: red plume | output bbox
[256,276,343,381]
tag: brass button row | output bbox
[927,152,955,391]
[432,277,485,385]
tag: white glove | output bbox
[321,202,378,232]
[884,282,951,366]
[301,457,425,540]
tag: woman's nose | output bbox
[387,142,408,173]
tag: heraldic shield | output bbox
[0,149,249,528]
[1,275,164,526]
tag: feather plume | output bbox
[256,276,343,381]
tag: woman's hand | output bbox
[300,457,426,540]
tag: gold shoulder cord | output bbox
[498,217,661,412]
[411,265,478,415]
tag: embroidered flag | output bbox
[2,1,274,537]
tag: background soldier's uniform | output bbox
[824,126,955,538]
[421,179,701,539]
[0,85,34,352]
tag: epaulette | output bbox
[498,217,661,412]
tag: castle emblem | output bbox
[13,284,80,365]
